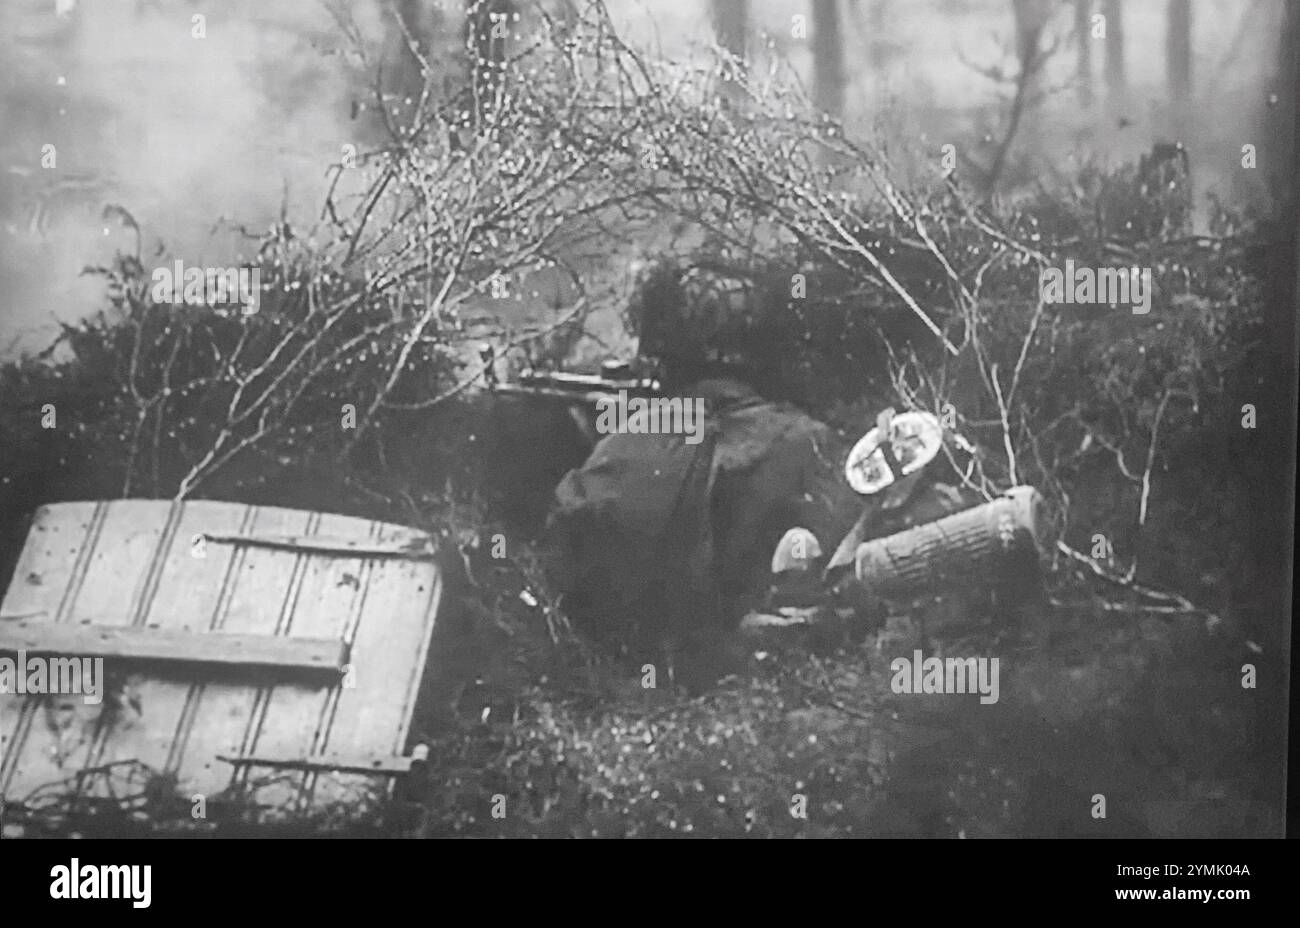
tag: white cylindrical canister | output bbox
[854,486,1044,596]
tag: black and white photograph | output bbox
[0,0,1294,867]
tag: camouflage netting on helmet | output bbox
[620,249,935,414]
[623,260,795,390]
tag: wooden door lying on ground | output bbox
[0,500,442,822]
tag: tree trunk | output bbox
[1266,0,1298,217]
[1104,0,1125,100]
[1002,0,1052,183]
[387,0,441,105]
[1076,0,1092,106]
[1012,0,1051,89]
[711,0,748,102]
[465,0,513,109]
[867,0,888,73]
[811,0,846,118]
[1165,0,1192,131]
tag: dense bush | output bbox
[0,1,1288,834]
